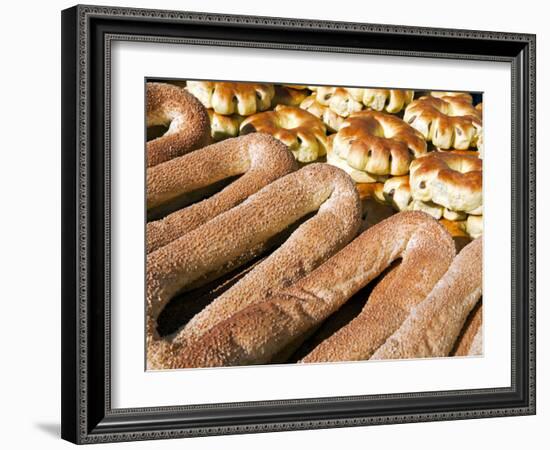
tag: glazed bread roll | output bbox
[300,95,344,132]
[404,95,482,149]
[240,105,328,162]
[328,111,427,182]
[371,238,482,360]
[409,151,482,217]
[207,110,245,141]
[147,133,297,253]
[175,211,455,367]
[147,163,362,369]
[347,88,414,113]
[146,82,210,167]
[314,86,364,117]
[186,81,275,116]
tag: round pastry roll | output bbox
[207,110,245,142]
[300,95,344,132]
[186,81,275,116]
[239,105,328,162]
[379,175,459,220]
[347,88,414,113]
[314,86,364,118]
[404,95,482,150]
[328,110,427,183]
[409,151,482,218]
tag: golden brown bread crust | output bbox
[404,95,482,150]
[146,133,298,253]
[409,151,482,214]
[300,95,344,132]
[452,301,482,356]
[146,163,362,369]
[468,327,483,355]
[240,105,328,162]
[207,109,245,141]
[347,88,414,113]
[430,91,473,103]
[146,82,211,167]
[371,238,482,360]
[175,211,455,368]
[273,85,310,106]
[186,81,275,116]
[329,111,427,180]
[314,87,364,117]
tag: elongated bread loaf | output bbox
[175,211,455,368]
[371,238,482,360]
[147,163,362,369]
[147,133,297,252]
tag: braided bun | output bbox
[240,105,328,162]
[186,81,275,116]
[328,111,427,182]
[404,95,482,149]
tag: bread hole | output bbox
[255,91,263,101]
[388,154,393,163]
[408,148,415,158]
[456,128,463,136]
[147,125,169,141]
[147,174,242,221]
[324,93,333,101]
[367,150,373,157]
[388,189,395,197]
[407,115,417,124]
[156,211,317,336]
[419,181,426,189]
[240,123,257,135]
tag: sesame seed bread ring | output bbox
[207,109,245,142]
[452,301,482,356]
[186,81,275,116]
[175,211,454,367]
[147,133,297,253]
[404,95,482,149]
[371,238,482,360]
[240,105,329,162]
[409,151,482,215]
[147,163,362,369]
[146,82,210,167]
[300,95,344,132]
[329,111,427,182]
[314,86,364,117]
[347,88,414,113]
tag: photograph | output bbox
[145,80,484,370]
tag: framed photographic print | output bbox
[61,4,536,444]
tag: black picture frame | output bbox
[61,4,536,444]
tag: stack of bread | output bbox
[145,80,484,370]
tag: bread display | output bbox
[239,105,328,162]
[177,212,454,367]
[145,81,485,370]
[147,164,362,369]
[146,82,210,167]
